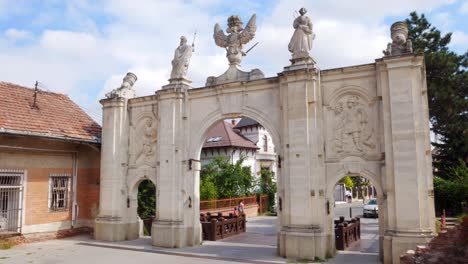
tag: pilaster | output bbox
[152,85,195,247]
[277,60,328,260]
[378,54,435,263]
[95,97,133,241]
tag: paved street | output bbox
[1,204,381,263]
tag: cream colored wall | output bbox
[96,54,435,263]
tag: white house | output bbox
[200,118,277,178]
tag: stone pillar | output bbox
[95,97,135,241]
[152,84,198,247]
[378,54,435,263]
[277,59,328,260]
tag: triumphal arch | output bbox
[95,9,435,263]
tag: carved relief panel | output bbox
[129,115,158,167]
[325,93,379,160]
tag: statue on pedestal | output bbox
[288,7,315,60]
[206,14,264,86]
[105,72,137,99]
[383,21,413,56]
[169,36,194,82]
[213,14,257,66]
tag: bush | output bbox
[434,160,468,216]
[137,180,156,219]
[258,168,277,212]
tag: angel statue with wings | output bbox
[214,14,257,66]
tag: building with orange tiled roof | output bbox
[0,82,101,237]
[201,118,277,178]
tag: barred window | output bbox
[49,174,71,211]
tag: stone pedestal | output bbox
[163,78,192,90]
[205,65,264,86]
[278,226,326,260]
[95,217,140,241]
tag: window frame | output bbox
[48,173,72,212]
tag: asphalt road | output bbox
[334,201,365,218]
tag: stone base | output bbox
[94,217,140,242]
[151,220,201,248]
[205,65,264,86]
[284,57,317,72]
[162,78,192,90]
[278,226,327,261]
[383,231,434,263]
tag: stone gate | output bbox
[95,14,435,264]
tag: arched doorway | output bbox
[194,116,281,246]
[325,169,385,261]
[137,179,156,236]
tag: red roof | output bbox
[203,120,258,149]
[0,82,101,143]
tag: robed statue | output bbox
[213,14,257,66]
[288,7,314,59]
[170,36,194,80]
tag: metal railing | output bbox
[200,195,257,211]
[0,169,24,233]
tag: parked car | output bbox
[363,199,378,218]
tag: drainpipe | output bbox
[71,153,78,228]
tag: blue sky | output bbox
[0,0,466,122]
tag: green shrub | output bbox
[434,160,468,216]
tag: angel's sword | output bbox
[244,42,259,55]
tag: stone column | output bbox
[95,97,133,241]
[377,54,435,263]
[152,84,196,247]
[277,59,328,260]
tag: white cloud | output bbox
[450,30,468,49]
[4,29,32,41]
[461,1,468,14]
[0,0,464,124]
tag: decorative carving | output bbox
[383,21,413,56]
[169,36,194,82]
[105,72,137,99]
[330,95,375,154]
[288,7,315,60]
[134,117,158,166]
[213,14,257,66]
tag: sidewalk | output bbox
[0,216,381,263]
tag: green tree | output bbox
[339,176,354,189]
[137,180,156,219]
[200,156,255,199]
[433,159,468,215]
[350,176,369,199]
[406,12,468,177]
[258,168,277,212]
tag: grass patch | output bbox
[456,213,468,224]
[435,219,441,233]
[263,211,277,216]
[314,256,325,262]
[0,240,13,250]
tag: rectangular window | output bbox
[49,173,71,211]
